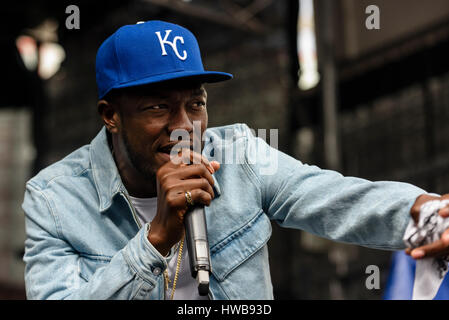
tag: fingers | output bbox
[438,193,449,218]
[159,165,216,209]
[189,189,213,207]
[410,194,440,223]
[439,207,449,218]
[150,149,218,256]
[210,161,220,172]
[159,148,220,180]
[172,178,215,201]
[156,148,220,211]
[166,188,214,209]
[443,229,449,245]
[177,164,215,186]
[409,241,448,259]
[407,228,449,259]
[160,164,215,192]
[170,148,215,173]
[406,194,449,259]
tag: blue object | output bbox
[95,20,233,99]
[384,251,449,300]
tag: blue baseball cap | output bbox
[96,20,233,99]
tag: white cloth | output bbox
[129,196,208,300]
[403,199,449,299]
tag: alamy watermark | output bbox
[65,5,80,30]
[365,5,380,30]
[365,265,380,290]
[169,121,279,176]
[64,5,380,31]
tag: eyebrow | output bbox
[191,87,206,97]
[149,93,170,99]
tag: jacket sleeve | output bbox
[240,124,427,250]
[22,182,168,300]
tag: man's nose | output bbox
[167,107,193,134]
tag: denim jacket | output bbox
[22,123,425,299]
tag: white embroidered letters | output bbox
[155,30,188,61]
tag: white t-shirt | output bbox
[128,195,209,300]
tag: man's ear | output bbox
[97,99,120,134]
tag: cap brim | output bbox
[108,70,233,96]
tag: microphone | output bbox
[184,206,211,296]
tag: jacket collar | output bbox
[89,126,221,212]
[90,127,123,212]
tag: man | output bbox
[22,20,449,300]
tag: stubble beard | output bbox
[121,129,156,182]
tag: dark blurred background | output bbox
[1,0,449,299]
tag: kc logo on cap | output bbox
[155,30,188,61]
[95,20,232,99]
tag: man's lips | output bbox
[156,143,195,164]
[157,145,175,154]
[156,151,171,162]
[158,142,193,154]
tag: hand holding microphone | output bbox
[148,149,219,295]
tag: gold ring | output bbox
[185,191,194,207]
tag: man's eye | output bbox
[191,102,206,109]
[143,105,167,110]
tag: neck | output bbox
[109,133,157,198]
